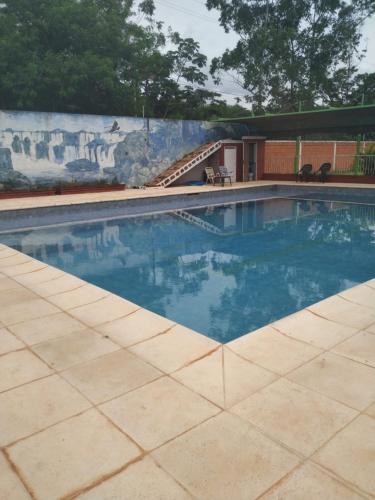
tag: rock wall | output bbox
[0,110,248,188]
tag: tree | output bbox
[207,0,375,113]
[0,0,235,119]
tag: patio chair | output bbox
[296,164,313,182]
[315,162,331,183]
[218,166,232,186]
[205,166,221,185]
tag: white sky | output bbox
[140,0,375,106]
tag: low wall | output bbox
[0,110,248,189]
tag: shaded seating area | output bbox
[205,166,232,186]
[296,162,332,183]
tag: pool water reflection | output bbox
[2,198,375,342]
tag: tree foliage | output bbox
[0,0,246,118]
[207,0,375,112]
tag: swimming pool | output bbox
[1,197,375,342]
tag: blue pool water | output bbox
[1,197,375,342]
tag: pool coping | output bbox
[1,183,375,498]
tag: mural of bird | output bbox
[106,120,120,133]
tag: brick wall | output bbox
[264,140,375,175]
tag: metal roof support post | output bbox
[294,136,301,174]
[354,134,362,174]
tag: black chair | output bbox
[296,164,313,182]
[315,163,331,183]
[218,166,232,186]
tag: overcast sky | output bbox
[141,0,375,106]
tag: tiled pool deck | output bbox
[0,182,375,499]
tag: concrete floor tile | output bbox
[101,376,220,450]
[14,266,64,286]
[288,352,375,410]
[0,452,31,500]
[365,402,375,418]
[339,284,375,310]
[77,456,191,500]
[9,312,87,345]
[308,295,375,330]
[261,463,365,499]
[314,415,375,496]
[0,374,90,446]
[0,350,51,393]
[228,326,321,375]
[129,325,218,373]
[0,327,24,355]
[0,276,24,291]
[273,310,358,349]
[333,331,375,367]
[69,295,139,326]
[367,322,375,334]
[173,347,277,408]
[62,349,162,404]
[1,260,47,277]
[0,288,39,308]
[232,378,357,456]
[30,273,86,297]
[0,298,60,326]
[97,308,175,347]
[47,283,109,309]
[32,329,120,370]
[7,409,140,500]
[152,412,300,500]
[0,254,32,269]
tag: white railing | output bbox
[158,141,223,187]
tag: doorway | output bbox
[224,147,237,182]
[243,142,257,181]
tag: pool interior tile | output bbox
[308,295,375,330]
[129,324,219,373]
[273,309,358,349]
[31,328,120,371]
[8,312,87,345]
[0,374,90,446]
[287,352,375,411]
[47,283,109,310]
[332,330,375,368]
[76,456,191,500]
[173,346,277,408]
[62,349,162,404]
[0,452,31,500]
[69,295,140,326]
[7,409,141,500]
[0,349,52,393]
[0,327,24,355]
[100,376,220,450]
[313,415,375,496]
[152,411,300,500]
[261,462,365,499]
[96,308,176,347]
[227,326,322,375]
[231,378,357,457]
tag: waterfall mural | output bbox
[0,110,248,188]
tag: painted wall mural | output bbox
[0,110,248,188]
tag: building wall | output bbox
[0,110,248,189]
[264,140,375,175]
